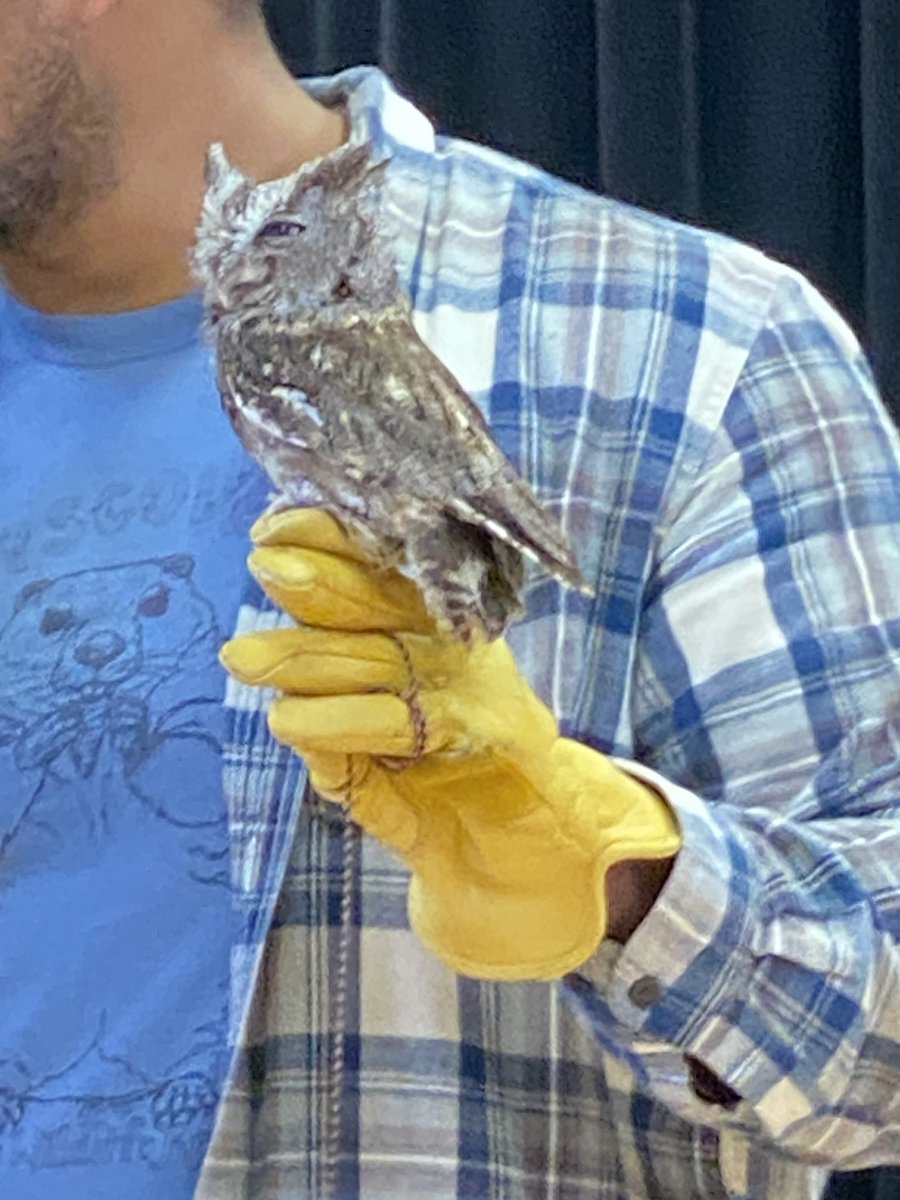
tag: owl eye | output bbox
[259,220,307,239]
[332,275,353,301]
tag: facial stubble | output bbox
[0,34,120,254]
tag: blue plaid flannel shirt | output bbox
[195,68,900,1200]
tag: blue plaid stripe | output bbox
[195,67,900,1200]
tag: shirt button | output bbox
[628,975,664,1008]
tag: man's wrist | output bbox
[604,854,676,944]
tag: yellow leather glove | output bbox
[220,508,681,981]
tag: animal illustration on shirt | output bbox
[0,555,225,867]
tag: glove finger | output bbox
[304,750,421,855]
[249,545,434,633]
[220,627,469,694]
[220,628,413,694]
[304,749,355,799]
[251,507,371,562]
[269,692,448,758]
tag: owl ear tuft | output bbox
[287,142,389,205]
[205,142,233,190]
[335,142,385,192]
[205,142,258,194]
[360,155,390,191]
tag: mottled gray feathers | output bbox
[193,139,591,639]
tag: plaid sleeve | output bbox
[568,271,900,1170]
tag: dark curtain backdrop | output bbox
[262,3,900,1198]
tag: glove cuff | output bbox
[551,738,683,870]
[409,739,682,982]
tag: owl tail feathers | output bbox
[509,520,594,598]
[449,496,595,599]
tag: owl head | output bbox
[191,140,398,321]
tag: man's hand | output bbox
[220,508,681,981]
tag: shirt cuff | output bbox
[574,760,757,1076]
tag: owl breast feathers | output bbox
[193,139,591,640]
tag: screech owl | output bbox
[192,140,591,640]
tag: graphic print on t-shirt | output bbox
[0,550,235,1177]
[0,554,225,869]
[0,464,270,1189]
[0,1008,228,1176]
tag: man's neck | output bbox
[0,24,347,316]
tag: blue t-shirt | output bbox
[0,288,268,1198]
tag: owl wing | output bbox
[372,311,593,595]
[216,338,347,512]
[226,309,592,596]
